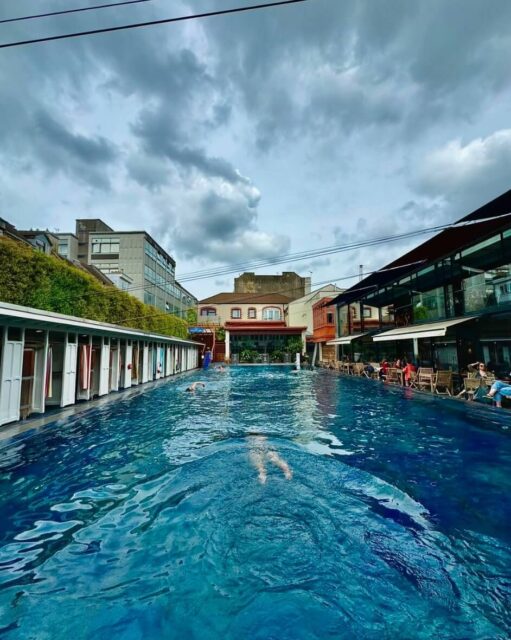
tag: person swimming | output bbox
[185,381,206,392]
[247,434,292,484]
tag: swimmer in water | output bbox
[186,381,206,392]
[248,434,292,484]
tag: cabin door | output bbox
[62,336,78,407]
[0,328,25,426]
[99,338,111,396]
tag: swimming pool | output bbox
[0,367,510,639]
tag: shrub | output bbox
[0,237,188,339]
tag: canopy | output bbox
[326,333,368,345]
[372,317,475,342]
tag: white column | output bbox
[225,330,230,360]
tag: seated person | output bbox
[486,377,511,408]
[468,361,489,379]
[379,360,389,380]
[363,362,375,376]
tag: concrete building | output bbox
[198,292,291,326]
[197,292,306,362]
[287,284,343,337]
[234,271,311,301]
[1,219,59,255]
[55,233,79,261]
[70,219,197,318]
[0,301,200,427]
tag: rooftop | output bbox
[199,292,292,305]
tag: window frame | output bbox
[200,307,217,317]
[262,306,282,321]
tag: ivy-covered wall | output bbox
[0,237,189,339]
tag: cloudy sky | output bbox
[1,0,510,299]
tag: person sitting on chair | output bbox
[485,376,511,408]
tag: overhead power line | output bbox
[44,211,510,314]
[111,260,427,324]
[0,0,311,49]
[177,224,447,282]
[0,0,153,25]
[82,220,448,301]
[177,212,511,282]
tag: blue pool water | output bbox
[0,367,510,639]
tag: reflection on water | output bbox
[0,366,510,639]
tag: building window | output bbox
[91,238,120,254]
[231,308,242,319]
[57,242,68,256]
[363,307,372,318]
[262,307,281,320]
[326,312,334,324]
[200,307,217,317]
[248,307,257,319]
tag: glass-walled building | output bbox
[330,190,511,374]
[72,219,198,319]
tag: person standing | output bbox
[203,348,212,370]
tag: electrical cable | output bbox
[0,0,153,25]
[57,213,510,308]
[110,259,428,324]
[177,225,447,282]
[177,212,511,281]
[75,220,447,301]
[0,0,311,49]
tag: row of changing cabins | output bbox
[0,301,201,427]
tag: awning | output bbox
[326,333,368,345]
[372,317,476,342]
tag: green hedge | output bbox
[0,237,189,339]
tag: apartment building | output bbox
[55,219,197,319]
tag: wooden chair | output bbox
[408,370,418,388]
[416,367,435,392]
[433,370,453,395]
[386,367,400,384]
[457,377,485,400]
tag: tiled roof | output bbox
[199,292,292,304]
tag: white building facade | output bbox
[0,301,200,427]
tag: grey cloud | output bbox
[126,154,171,191]
[132,106,257,193]
[172,189,289,263]
[35,111,117,165]
[202,0,511,149]
[413,130,511,220]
